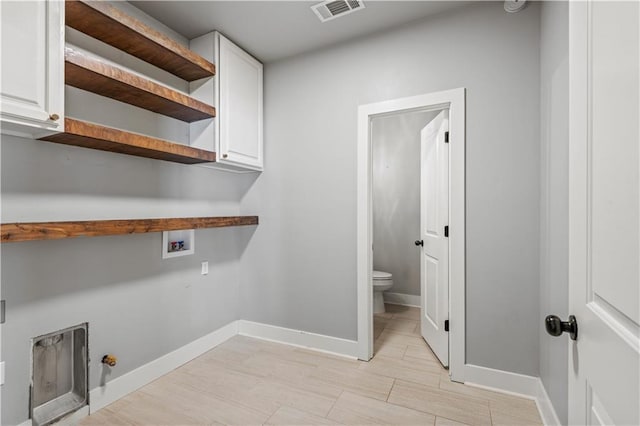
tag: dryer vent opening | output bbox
[31,323,88,426]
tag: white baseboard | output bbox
[383,292,421,307]
[238,320,358,359]
[465,364,540,398]
[90,320,239,413]
[536,379,562,426]
[465,364,560,426]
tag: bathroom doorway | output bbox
[356,89,466,382]
[371,108,450,367]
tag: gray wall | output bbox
[240,2,541,376]
[1,135,257,426]
[0,3,551,423]
[539,2,569,424]
[372,110,438,296]
[0,4,258,424]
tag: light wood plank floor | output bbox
[82,304,542,426]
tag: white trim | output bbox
[465,364,539,397]
[357,88,466,384]
[238,320,358,359]
[465,364,561,426]
[536,379,562,426]
[383,292,421,307]
[90,320,238,412]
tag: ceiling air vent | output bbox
[311,0,365,23]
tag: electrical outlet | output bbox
[201,261,209,275]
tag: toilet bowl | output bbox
[372,270,394,314]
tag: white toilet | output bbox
[372,270,394,314]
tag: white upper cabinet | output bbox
[1,0,64,138]
[218,34,263,171]
[190,32,263,172]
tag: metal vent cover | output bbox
[31,323,88,426]
[311,0,365,23]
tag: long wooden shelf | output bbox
[65,46,216,122]
[65,0,215,82]
[39,118,216,164]
[1,216,259,243]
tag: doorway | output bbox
[370,108,450,368]
[356,88,466,382]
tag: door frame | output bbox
[356,88,466,382]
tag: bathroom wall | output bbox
[539,1,569,423]
[240,2,541,376]
[0,4,258,424]
[372,110,439,297]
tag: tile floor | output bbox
[82,304,542,425]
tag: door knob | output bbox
[545,314,578,341]
[414,240,423,246]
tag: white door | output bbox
[420,110,449,367]
[568,1,639,425]
[0,0,64,138]
[217,33,263,171]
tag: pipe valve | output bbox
[102,354,117,367]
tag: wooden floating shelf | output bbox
[65,46,216,122]
[39,118,216,164]
[1,216,259,243]
[65,0,215,82]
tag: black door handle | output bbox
[545,315,578,341]
[414,240,423,246]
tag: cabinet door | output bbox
[218,34,263,171]
[1,0,64,138]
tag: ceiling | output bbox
[130,1,472,63]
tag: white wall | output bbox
[372,110,438,296]
[539,2,569,424]
[240,2,541,376]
